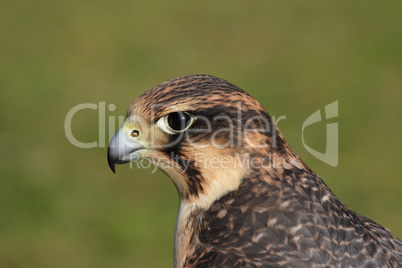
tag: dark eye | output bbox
[167,112,193,132]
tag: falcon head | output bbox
[107,74,292,207]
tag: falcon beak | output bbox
[107,127,145,173]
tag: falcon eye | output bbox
[167,112,193,132]
[155,112,195,134]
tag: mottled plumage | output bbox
[108,74,402,267]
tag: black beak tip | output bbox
[107,148,117,174]
[110,164,116,174]
[108,158,116,173]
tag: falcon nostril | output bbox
[130,130,140,138]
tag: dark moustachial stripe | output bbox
[167,150,204,199]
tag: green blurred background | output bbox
[1,1,401,267]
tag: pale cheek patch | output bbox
[183,147,250,209]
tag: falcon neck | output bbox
[174,201,202,268]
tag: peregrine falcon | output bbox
[107,74,402,267]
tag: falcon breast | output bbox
[107,74,402,267]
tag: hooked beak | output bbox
[107,128,145,173]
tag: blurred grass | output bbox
[0,1,401,267]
